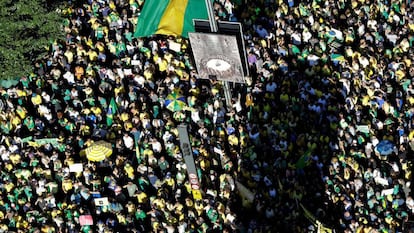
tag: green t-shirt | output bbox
[135,209,146,220]
[125,32,133,42]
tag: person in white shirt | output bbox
[123,133,134,150]
[151,138,162,154]
[177,221,188,233]
[406,196,414,213]
[63,70,75,85]
[224,0,234,15]
[191,107,201,123]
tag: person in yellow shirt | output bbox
[9,153,21,165]
[4,182,14,193]
[76,44,87,58]
[64,49,74,64]
[116,213,127,225]
[135,190,147,204]
[124,163,135,179]
[15,106,27,119]
[90,106,102,116]
[164,175,176,190]
[126,201,135,214]
[31,93,42,106]
[107,40,117,55]
[74,66,84,80]
[95,41,105,52]
[109,0,116,10]
[87,49,98,62]
[10,112,21,129]
[184,181,192,194]
[158,59,168,73]
[144,68,153,80]
[194,200,204,216]
[152,197,165,210]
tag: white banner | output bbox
[356,125,370,134]
[168,40,181,53]
[189,33,245,83]
[69,163,83,173]
[381,188,394,197]
[94,197,109,206]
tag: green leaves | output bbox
[0,0,64,79]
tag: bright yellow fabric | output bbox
[156,0,189,36]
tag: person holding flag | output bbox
[131,128,142,164]
[106,97,118,127]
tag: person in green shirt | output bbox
[124,29,133,43]
[116,41,127,58]
[135,207,147,221]
[158,156,170,176]
[24,116,35,131]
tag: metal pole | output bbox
[205,0,218,33]
[205,0,232,110]
[223,81,232,109]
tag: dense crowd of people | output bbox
[1,0,414,232]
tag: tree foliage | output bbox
[0,0,64,80]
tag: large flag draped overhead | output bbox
[134,0,209,38]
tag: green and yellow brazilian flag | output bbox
[134,0,209,38]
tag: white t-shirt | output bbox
[191,110,200,123]
[151,140,162,153]
[63,71,75,84]
[233,100,242,113]
[224,1,234,14]
[123,135,134,149]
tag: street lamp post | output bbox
[205,0,233,110]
